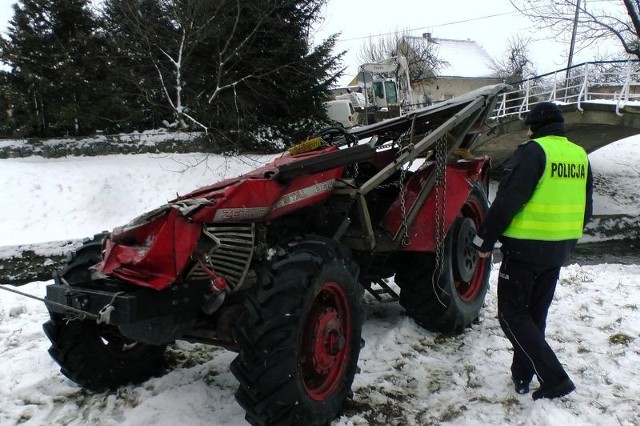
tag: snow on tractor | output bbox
[43,84,509,425]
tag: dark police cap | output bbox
[525,102,564,127]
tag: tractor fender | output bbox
[383,157,490,251]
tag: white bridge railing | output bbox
[492,60,640,119]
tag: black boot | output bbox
[532,378,575,400]
[512,377,530,394]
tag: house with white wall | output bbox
[406,33,502,106]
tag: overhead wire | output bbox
[333,0,622,44]
[336,11,521,43]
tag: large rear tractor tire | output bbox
[231,236,363,426]
[43,233,167,391]
[395,183,491,334]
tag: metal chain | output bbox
[398,128,413,148]
[395,138,414,247]
[376,180,401,190]
[399,166,411,246]
[360,134,417,244]
[371,143,413,245]
[432,135,449,305]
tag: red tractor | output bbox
[43,84,508,425]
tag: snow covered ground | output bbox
[0,135,639,425]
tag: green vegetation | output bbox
[0,0,343,151]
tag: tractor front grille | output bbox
[186,223,255,291]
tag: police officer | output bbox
[473,101,593,400]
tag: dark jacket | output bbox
[475,122,594,266]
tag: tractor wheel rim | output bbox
[300,281,351,401]
[454,217,478,283]
[455,198,487,302]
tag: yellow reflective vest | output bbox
[503,136,589,241]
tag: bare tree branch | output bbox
[493,35,535,82]
[358,29,443,82]
[511,0,640,60]
[207,0,278,104]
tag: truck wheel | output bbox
[396,183,490,334]
[43,233,166,391]
[231,237,363,426]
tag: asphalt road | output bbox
[490,239,640,266]
[568,239,640,265]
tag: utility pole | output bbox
[564,0,582,101]
[566,0,582,78]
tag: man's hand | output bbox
[472,235,490,258]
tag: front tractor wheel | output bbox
[396,183,491,334]
[43,319,167,391]
[231,237,363,426]
[43,233,166,391]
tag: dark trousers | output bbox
[497,257,569,386]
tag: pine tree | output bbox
[0,0,114,136]
[1,0,344,142]
[102,0,343,146]
[217,0,344,138]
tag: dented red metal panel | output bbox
[383,157,489,251]
[264,169,343,220]
[96,146,346,289]
[185,169,343,223]
[174,146,340,202]
[188,179,285,223]
[98,208,202,290]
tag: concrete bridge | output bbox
[474,60,640,171]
